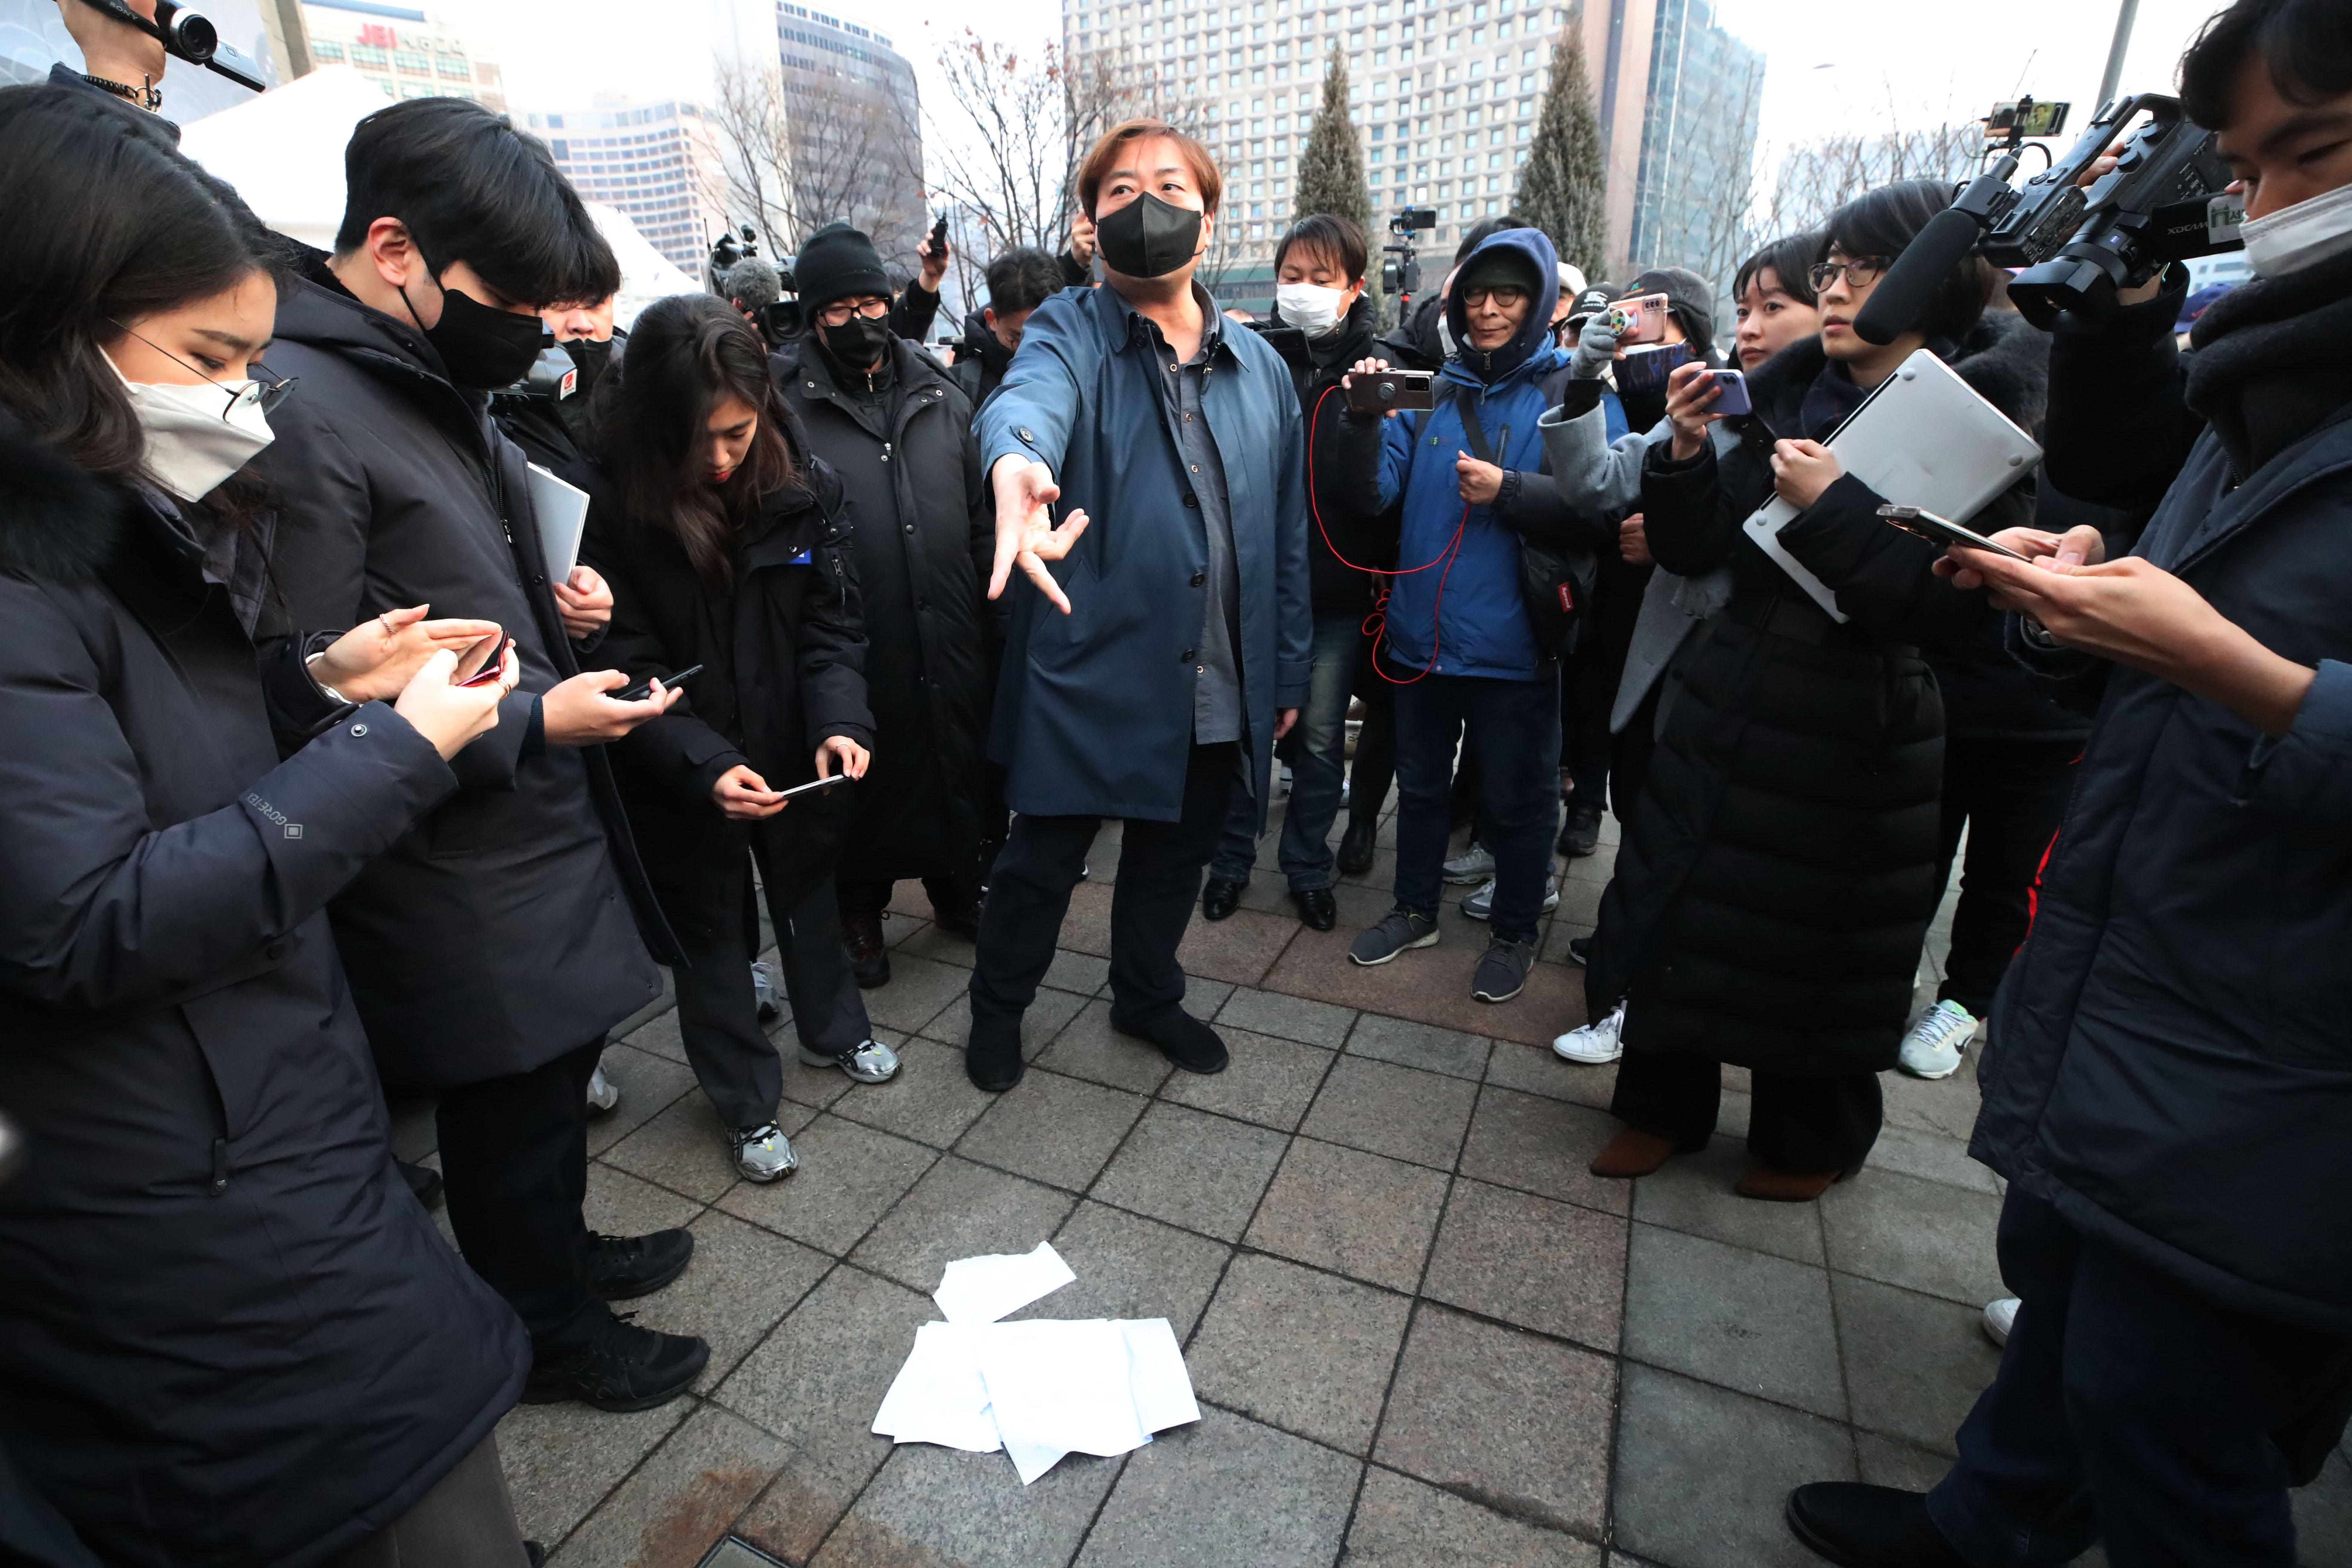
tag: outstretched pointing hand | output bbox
[989,454,1092,615]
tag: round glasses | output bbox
[1807,256,1890,294]
[1460,285,1528,308]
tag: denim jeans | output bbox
[1209,612,1363,891]
[1391,666,1561,943]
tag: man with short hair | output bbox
[951,246,1066,409]
[724,255,784,347]
[251,97,710,1414]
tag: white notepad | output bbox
[525,462,591,585]
[1741,349,2042,622]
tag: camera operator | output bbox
[971,117,1310,1093]
[724,255,783,347]
[0,83,537,1565]
[950,245,1064,410]
[1790,3,2352,1562]
[248,98,712,1414]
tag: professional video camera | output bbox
[494,342,579,405]
[707,224,805,343]
[1854,93,2245,340]
[72,0,267,91]
[1380,206,1437,309]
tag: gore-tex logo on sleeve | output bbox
[244,792,303,838]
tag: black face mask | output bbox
[404,280,549,389]
[820,314,892,369]
[1095,192,1203,279]
[564,335,614,385]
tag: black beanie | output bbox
[794,222,891,312]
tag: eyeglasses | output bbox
[1460,285,1528,309]
[1807,256,1890,294]
[109,322,297,419]
[815,297,893,328]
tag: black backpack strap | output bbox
[1434,379,1501,466]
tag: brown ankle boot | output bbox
[839,909,890,989]
[1589,1128,1682,1178]
[1734,1161,1851,1202]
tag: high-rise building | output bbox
[768,4,926,263]
[299,0,503,113]
[526,95,732,274]
[1624,0,1761,278]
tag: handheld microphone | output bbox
[1852,206,1985,346]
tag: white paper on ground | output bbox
[1120,1318,1201,1434]
[931,1240,1076,1325]
[525,462,591,583]
[869,1322,1001,1452]
[975,1320,1149,1483]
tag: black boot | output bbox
[1557,802,1603,858]
[589,1228,695,1300]
[841,908,891,988]
[1783,1484,1972,1568]
[1335,819,1377,875]
[524,1313,708,1413]
[1112,1007,1230,1074]
[966,1008,1026,1092]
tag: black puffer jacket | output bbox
[1594,323,2017,1072]
[1268,292,1396,613]
[0,423,526,1566]
[948,308,1014,411]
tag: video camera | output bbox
[707,225,805,344]
[1854,93,2245,341]
[72,0,267,92]
[495,342,579,404]
[1380,206,1437,308]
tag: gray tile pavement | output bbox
[373,803,2352,1567]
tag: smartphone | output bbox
[928,213,949,255]
[1706,368,1752,416]
[1347,368,1436,414]
[1606,292,1671,346]
[778,772,854,801]
[1877,504,2036,561]
[615,664,703,703]
[455,631,506,687]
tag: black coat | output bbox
[773,334,998,893]
[1595,325,2018,1073]
[947,308,1013,411]
[1265,293,1396,614]
[582,434,873,919]
[248,266,670,1089]
[0,425,526,1566]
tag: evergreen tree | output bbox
[1513,27,1607,281]
[1293,47,1373,248]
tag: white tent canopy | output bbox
[179,66,701,327]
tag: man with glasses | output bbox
[775,223,998,991]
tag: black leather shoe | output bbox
[966,1012,1026,1093]
[1112,1008,1230,1074]
[589,1228,695,1300]
[1335,819,1378,876]
[841,908,891,989]
[931,895,984,941]
[1292,887,1337,931]
[1783,1484,1972,1568]
[1557,802,1604,858]
[1201,878,1245,921]
[397,1158,444,1211]
[524,1314,708,1412]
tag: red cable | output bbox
[1305,381,1467,685]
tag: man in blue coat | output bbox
[969,117,1311,1093]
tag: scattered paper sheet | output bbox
[870,1322,1000,1453]
[1120,1318,1201,1435]
[932,1240,1076,1326]
[975,1320,1146,1482]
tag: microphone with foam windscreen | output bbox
[1852,207,1988,346]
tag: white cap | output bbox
[1557,261,1588,299]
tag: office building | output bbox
[526,95,733,274]
[1624,0,1761,276]
[768,3,927,262]
[299,0,503,113]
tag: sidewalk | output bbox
[397,802,2352,1568]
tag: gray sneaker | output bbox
[750,960,781,1024]
[1348,908,1441,966]
[1460,874,1560,922]
[1441,843,1496,884]
[798,1038,901,1084]
[730,1122,799,1182]
[1472,937,1536,1003]
[585,1061,620,1118]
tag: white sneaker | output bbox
[1898,999,1978,1079]
[1553,1004,1624,1065]
[799,1038,901,1084]
[1460,874,1560,921]
[731,1122,799,1182]
[585,1062,620,1117]
[1442,843,1496,884]
[1982,1296,2018,1347]
[750,960,781,1024]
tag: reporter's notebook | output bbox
[1741,348,2042,622]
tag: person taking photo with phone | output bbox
[0,83,540,1566]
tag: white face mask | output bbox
[1276,281,1351,339]
[117,374,276,502]
[2238,180,2352,279]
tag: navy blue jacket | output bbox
[977,282,1312,823]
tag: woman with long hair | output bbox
[584,292,892,1185]
[0,83,539,1565]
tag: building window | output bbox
[312,40,346,60]
[394,49,430,73]
[350,43,387,66]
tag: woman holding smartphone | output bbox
[583,293,894,1187]
[0,85,540,1565]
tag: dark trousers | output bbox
[436,1036,605,1354]
[1928,1189,2352,1567]
[1392,667,1561,943]
[838,869,969,921]
[971,742,1237,1026]
[675,846,870,1130]
[1347,626,1397,830]
[1934,738,2080,1017]
[321,1436,529,1568]
[1610,1048,1883,1175]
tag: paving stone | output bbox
[1457,1085,1632,1217]
[1178,977,1237,1020]
[1343,1012,1493,1079]
[1622,1224,1844,1419]
[619,1007,689,1066]
[1611,1363,1857,1568]
[890,921,978,968]
[952,1069,1148,1190]
[604,1092,809,1205]
[1158,1027,1337,1131]
[1878,1055,1983,1142]
[1821,1167,2005,1307]
[496,1396,691,1550]
[1483,1038,1619,1112]
[1864,1124,2001,1195]
[1834,1272,2000,1457]
[1091,1101,1289,1242]
[926,985,1090,1060]
[1244,1136,1451,1292]
[718,1266,938,1564]
[1374,1304,1616,1536]
[1213,987,1357,1047]
[553,1404,792,1568]
[1344,1466,1604,1568]
[1186,1253,1413,1455]
[2294,1449,2352,1568]
[1031,998,1179,1093]
[1629,1141,1827,1267]
[583,1161,705,1240]
[585,1044,700,1156]
[1041,947,1112,996]
[1854,1431,1955,1492]
[809,1442,1121,1568]
[615,1211,830,1394]
[1298,1054,1478,1170]
[1054,878,1116,956]
[388,1096,438,1163]
[1261,926,1583,1050]
[716,1115,937,1256]
[861,954,977,1036]
[1012,1200,1231,1338]
[848,1155,1078,1295]
[1422,1179,1628,1350]
[824,1037,998,1149]
[1177,904,1300,986]
[1075,1405,1360,1568]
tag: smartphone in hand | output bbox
[455,630,507,687]
[1877,505,2035,561]
[615,665,704,703]
[1706,369,1752,416]
[1606,292,1672,346]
